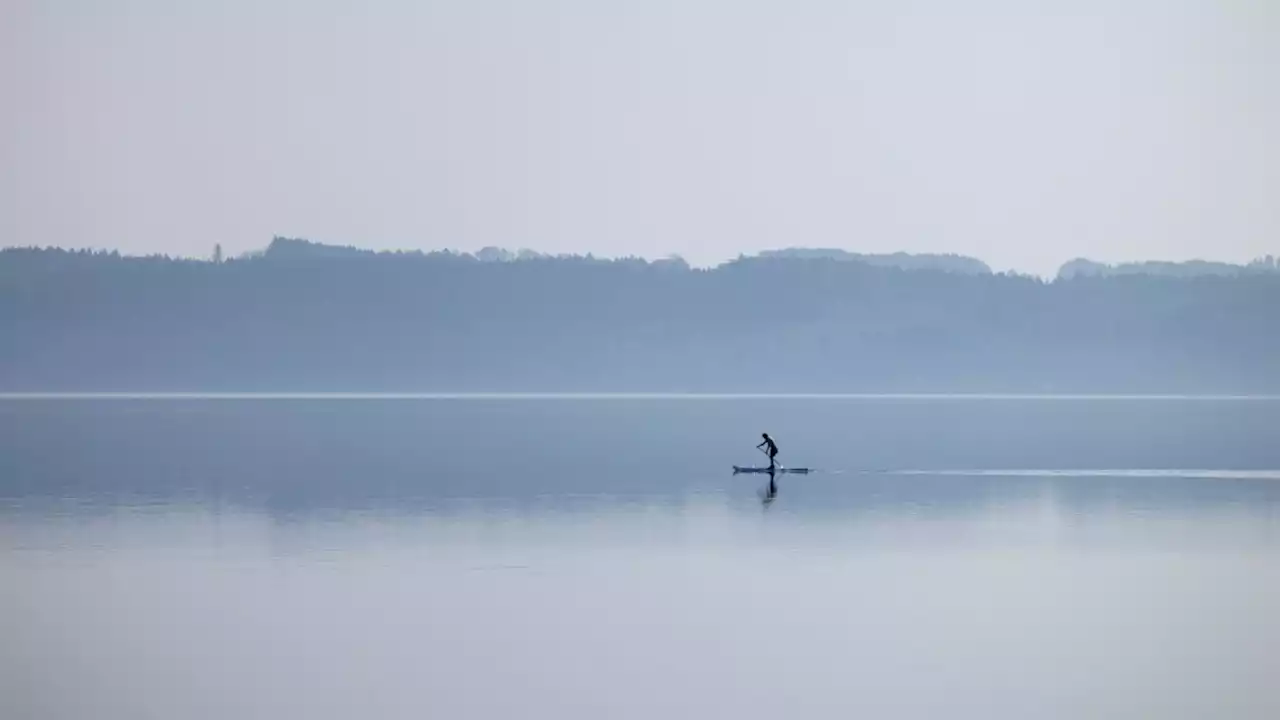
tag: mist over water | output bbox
[4,397,1280,719]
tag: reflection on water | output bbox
[3,398,1280,719]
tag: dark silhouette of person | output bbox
[757,433,779,469]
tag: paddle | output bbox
[758,445,782,470]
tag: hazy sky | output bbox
[4,0,1277,274]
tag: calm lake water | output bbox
[3,396,1280,719]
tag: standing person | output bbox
[757,433,779,470]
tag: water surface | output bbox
[3,396,1279,719]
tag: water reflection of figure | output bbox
[762,466,777,505]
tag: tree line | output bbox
[1,237,1277,392]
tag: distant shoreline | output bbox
[3,392,1279,401]
[6,242,1277,394]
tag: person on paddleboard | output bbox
[757,433,779,469]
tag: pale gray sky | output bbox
[4,0,1277,275]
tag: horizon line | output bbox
[3,392,1279,401]
[4,240,1276,280]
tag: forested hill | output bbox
[756,248,992,275]
[2,238,1277,393]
